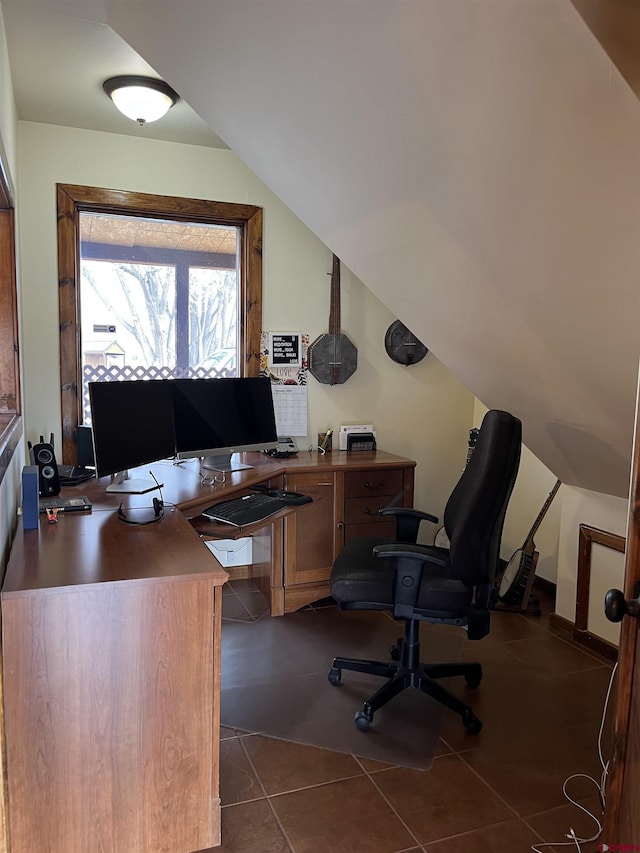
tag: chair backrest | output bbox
[443,410,521,589]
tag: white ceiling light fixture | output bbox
[103,75,180,126]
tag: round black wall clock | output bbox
[384,320,428,366]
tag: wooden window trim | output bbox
[0,136,21,491]
[57,184,263,464]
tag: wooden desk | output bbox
[1,449,415,852]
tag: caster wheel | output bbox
[354,710,373,731]
[462,711,482,735]
[328,667,342,686]
[464,666,482,689]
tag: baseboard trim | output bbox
[549,612,618,663]
[549,612,572,634]
[532,576,556,598]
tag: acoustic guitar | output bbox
[308,254,357,385]
[496,478,561,611]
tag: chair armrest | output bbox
[372,542,447,566]
[379,507,439,544]
[372,543,448,618]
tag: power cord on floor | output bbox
[530,660,617,853]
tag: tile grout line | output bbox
[362,765,438,852]
[236,732,425,853]
[450,750,528,821]
[419,816,548,851]
[236,733,298,853]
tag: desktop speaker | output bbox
[22,465,40,529]
[32,442,61,497]
[77,424,95,468]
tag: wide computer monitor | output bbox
[88,379,176,493]
[171,376,278,471]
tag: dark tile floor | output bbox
[210,579,615,853]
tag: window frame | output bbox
[0,137,21,491]
[57,184,263,464]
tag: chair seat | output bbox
[330,537,474,616]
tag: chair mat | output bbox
[220,607,466,770]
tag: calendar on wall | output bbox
[260,332,308,437]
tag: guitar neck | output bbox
[328,254,341,335]
[522,479,561,553]
[466,428,479,466]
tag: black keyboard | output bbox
[202,492,286,527]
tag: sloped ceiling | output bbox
[9,0,640,497]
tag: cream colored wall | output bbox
[0,6,16,177]
[0,4,24,574]
[556,485,629,645]
[16,121,475,522]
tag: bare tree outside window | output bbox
[82,262,177,367]
[189,267,237,367]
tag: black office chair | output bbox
[328,409,522,734]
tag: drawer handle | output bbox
[364,481,385,491]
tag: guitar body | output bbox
[309,254,358,385]
[494,479,560,613]
[498,548,539,606]
[308,333,357,385]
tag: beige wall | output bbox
[556,485,629,644]
[16,121,475,527]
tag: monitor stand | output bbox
[201,453,252,473]
[106,471,163,494]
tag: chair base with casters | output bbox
[326,409,522,738]
[328,616,483,734]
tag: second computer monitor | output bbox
[172,376,278,471]
[88,379,176,493]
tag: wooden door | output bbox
[604,391,640,844]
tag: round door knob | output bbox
[604,588,640,623]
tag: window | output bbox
[78,212,241,423]
[57,184,263,464]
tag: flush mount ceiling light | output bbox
[103,75,180,126]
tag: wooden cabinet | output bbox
[277,451,415,614]
[2,511,227,853]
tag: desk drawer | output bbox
[345,495,397,525]
[344,469,404,499]
[344,517,396,542]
